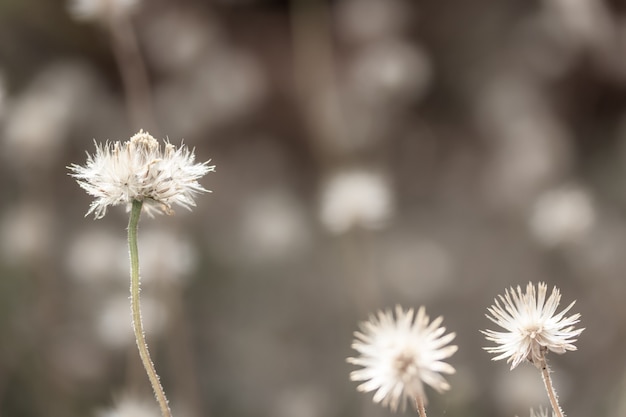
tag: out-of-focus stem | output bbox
[290,0,348,160]
[108,16,156,131]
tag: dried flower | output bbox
[483,282,584,370]
[68,130,214,219]
[347,305,457,412]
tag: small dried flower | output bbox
[347,305,457,412]
[483,282,584,370]
[69,130,214,219]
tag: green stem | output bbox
[128,199,172,417]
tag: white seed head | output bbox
[482,282,584,370]
[68,130,214,219]
[347,305,457,412]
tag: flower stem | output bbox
[539,357,565,417]
[108,16,156,132]
[415,395,427,417]
[128,199,172,417]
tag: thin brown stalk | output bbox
[539,356,565,417]
[415,395,427,417]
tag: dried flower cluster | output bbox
[68,130,214,219]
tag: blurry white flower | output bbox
[4,91,67,167]
[320,169,393,234]
[483,282,584,370]
[307,85,385,154]
[97,294,168,349]
[97,395,159,417]
[68,130,214,219]
[0,203,54,263]
[66,228,127,283]
[138,228,197,284]
[238,191,311,264]
[544,0,614,51]
[68,0,140,22]
[195,50,266,124]
[529,185,595,248]
[154,50,266,136]
[272,385,331,417]
[347,306,457,411]
[68,228,196,286]
[2,63,96,170]
[348,39,432,106]
[477,76,572,208]
[2,62,110,160]
[142,11,223,74]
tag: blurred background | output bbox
[1,0,626,416]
